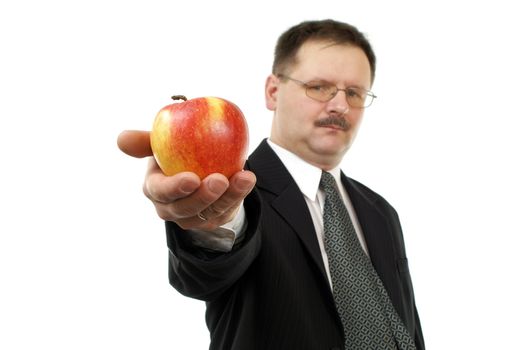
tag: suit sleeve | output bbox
[165,189,262,301]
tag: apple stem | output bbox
[171,95,187,101]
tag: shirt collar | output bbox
[266,139,342,201]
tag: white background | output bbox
[1,0,525,349]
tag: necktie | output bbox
[320,171,416,350]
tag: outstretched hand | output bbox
[117,130,256,230]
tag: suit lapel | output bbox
[341,174,404,317]
[271,185,330,283]
[247,141,404,320]
[247,140,330,283]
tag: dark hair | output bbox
[272,19,376,83]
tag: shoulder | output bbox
[345,175,389,204]
[343,175,400,217]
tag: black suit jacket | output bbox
[166,140,425,350]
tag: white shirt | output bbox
[187,139,369,284]
[267,140,369,287]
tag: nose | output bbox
[328,89,350,115]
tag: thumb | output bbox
[117,130,153,158]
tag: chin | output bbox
[310,146,348,164]
[313,136,351,155]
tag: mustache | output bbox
[314,115,350,130]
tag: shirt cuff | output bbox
[185,203,247,252]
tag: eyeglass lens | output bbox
[305,84,373,108]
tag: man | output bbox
[118,19,425,350]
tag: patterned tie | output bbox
[320,171,416,350]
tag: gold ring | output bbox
[197,212,207,221]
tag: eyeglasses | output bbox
[278,74,377,108]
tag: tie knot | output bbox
[320,171,338,192]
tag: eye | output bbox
[346,88,362,98]
[346,88,360,97]
[307,83,332,93]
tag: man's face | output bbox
[265,40,372,170]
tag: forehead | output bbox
[292,40,371,87]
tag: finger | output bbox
[143,159,201,204]
[179,173,253,228]
[117,130,152,158]
[176,211,234,231]
[200,170,256,219]
[168,174,230,218]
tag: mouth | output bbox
[314,115,350,131]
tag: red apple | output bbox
[150,95,249,179]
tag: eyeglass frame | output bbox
[277,74,377,108]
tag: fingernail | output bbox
[180,179,195,194]
[236,177,253,191]
[207,179,225,194]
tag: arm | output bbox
[117,130,260,300]
[166,189,262,301]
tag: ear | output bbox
[265,74,279,111]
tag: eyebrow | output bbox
[306,78,367,90]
